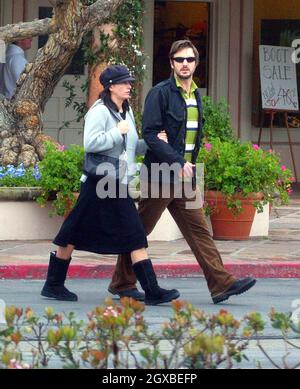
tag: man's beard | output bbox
[176,70,192,80]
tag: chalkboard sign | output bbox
[259,45,299,111]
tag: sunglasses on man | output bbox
[172,57,196,63]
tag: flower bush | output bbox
[0,299,299,369]
[0,164,41,187]
[198,138,294,214]
[36,142,84,216]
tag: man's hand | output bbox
[157,130,168,143]
[179,161,195,178]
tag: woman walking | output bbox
[40,65,179,305]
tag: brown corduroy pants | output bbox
[108,183,236,298]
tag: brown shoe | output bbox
[108,287,145,301]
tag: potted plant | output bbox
[197,138,294,240]
[36,142,84,217]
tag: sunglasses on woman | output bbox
[172,57,196,63]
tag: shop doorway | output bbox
[153,0,210,93]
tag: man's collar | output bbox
[174,75,198,94]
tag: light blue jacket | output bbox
[0,44,27,99]
[83,99,147,180]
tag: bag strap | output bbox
[106,105,127,152]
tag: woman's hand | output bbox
[157,130,168,143]
[118,120,130,135]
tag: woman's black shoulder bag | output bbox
[83,106,127,180]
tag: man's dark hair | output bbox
[99,88,129,113]
[169,39,199,64]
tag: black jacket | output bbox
[142,76,203,173]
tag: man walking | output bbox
[108,40,256,304]
[0,38,32,99]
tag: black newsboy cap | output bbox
[99,65,135,89]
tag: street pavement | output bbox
[0,277,300,369]
[1,197,300,279]
[1,192,300,368]
[0,197,300,279]
[0,278,299,369]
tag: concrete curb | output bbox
[1,262,300,279]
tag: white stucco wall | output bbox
[0,200,269,241]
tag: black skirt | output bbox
[53,177,148,254]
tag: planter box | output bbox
[0,200,63,240]
[250,204,270,237]
[148,210,183,241]
[0,187,43,201]
[0,187,62,240]
[0,199,183,241]
[148,204,269,241]
[0,190,269,241]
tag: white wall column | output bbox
[12,0,25,23]
[211,0,254,141]
[227,0,242,136]
[0,0,13,26]
[210,0,230,102]
[240,0,254,142]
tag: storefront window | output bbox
[252,0,300,127]
[153,0,210,90]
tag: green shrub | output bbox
[36,142,84,216]
[202,96,235,142]
[1,300,299,369]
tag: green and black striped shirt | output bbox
[175,77,199,162]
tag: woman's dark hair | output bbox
[99,88,129,113]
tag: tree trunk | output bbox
[86,24,117,108]
[0,0,121,167]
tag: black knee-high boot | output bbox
[132,259,180,305]
[41,252,78,301]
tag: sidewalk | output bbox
[1,196,300,279]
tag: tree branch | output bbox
[0,18,57,43]
[82,0,123,33]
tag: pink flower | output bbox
[281,165,287,171]
[289,176,295,182]
[252,144,260,151]
[103,306,119,318]
[204,143,212,151]
[8,359,30,369]
[277,180,282,185]
[268,149,273,153]
[58,145,66,152]
[288,189,293,194]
